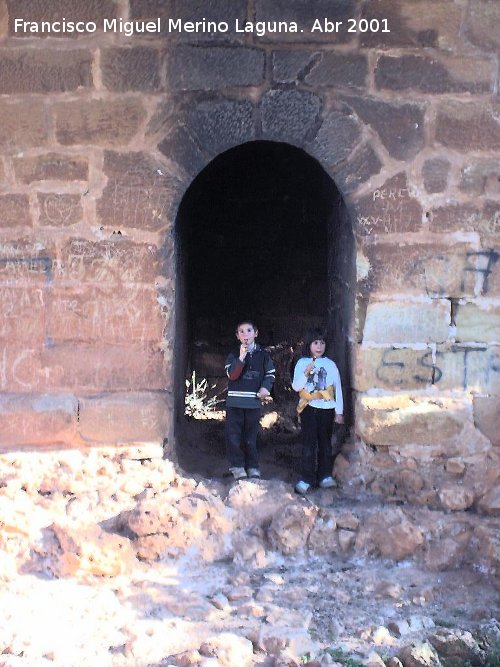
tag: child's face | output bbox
[236,323,257,345]
[310,339,326,358]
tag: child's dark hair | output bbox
[235,319,258,331]
[302,327,327,356]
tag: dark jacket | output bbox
[225,344,275,409]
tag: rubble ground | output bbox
[0,445,498,667]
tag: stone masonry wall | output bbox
[0,0,498,512]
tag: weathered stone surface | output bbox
[0,393,77,449]
[6,0,117,36]
[375,54,493,95]
[307,110,361,168]
[361,240,476,298]
[354,172,422,236]
[460,158,500,196]
[436,102,500,153]
[398,641,442,667]
[353,346,434,392]
[0,194,31,228]
[464,0,500,50]
[0,48,92,93]
[362,300,450,344]
[226,480,293,529]
[55,98,146,147]
[57,237,163,285]
[356,395,466,447]
[303,52,368,88]
[473,396,500,445]
[477,487,500,516]
[268,503,317,555]
[261,90,321,144]
[169,45,264,90]
[422,158,450,194]
[424,537,470,572]
[428,629,483,667]
[360,0,464,50]
[438,486,475,511]
[186,99,255,156]
[199,633,254,667]
[97,151,180,231]
[345,96,425,161]
[77,392,170,443]
[355,509,424,561]
[0,239,53,287]
[0,287,46,343]
[13,153,88,184]
[430,202,499,251]
[333,142,382,193]
[158,125,206,178]
[48,285,165,344]
[456,304,500,343]
[436,345,500,395]
[101,46,160,92]
[308,512,339,554]
[37,193,82,227]
[272,50,319,84]
[0,100,47,149]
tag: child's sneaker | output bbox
[319,476,337,488]
[229,466,247,480]
[247,468,261,479]
[294,480,311,495]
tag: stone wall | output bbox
[0,0,498,510]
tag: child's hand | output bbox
[239,344,248,361]
[257,387,270,398]
[335,414,344,424]
[304,361,315,376]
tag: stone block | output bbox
[6,0,117,36]
[477,487,500,516]
[0,239,54,286]
[13,153,88,183]
[261,89,321,144]
[0,1,6,39]
[186,99,255,157]
[0,100,47,149]
[168,45,264,90]
[332,142,382,194]
[272,50,318,84]
[0,393,77,449]
[438,486,475,511]
[354,172,422,236]
[353,346,434,392]
[422,158,450,194]
[37,193,82,227]
[464,0,500,51]
[362,300,450,344]
[359,0,464,50]
[473,396,500,445]
[355,509,424,561]
[77,392,170,443]
[54,98,146,147]
[456,304,500,343]
[436,101,500,153]
[0,194,31,228]
[48,285,165,344]
[435,345,500,395]
[0,48,92,93]
[0,286,46,343]
[57,237,163,285]
[303,52,368,88]
[344,96,425,161]
[158,125,206,178]
[255,0,356,43]
[459,158,500,197]
[97,151,180,232]
[375,54,493,95]
[361,240,476,298]
[101,46,160,92]
[430,202,499,250]
[307,110,361,168]
[355,394,466,447]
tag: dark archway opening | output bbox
[174,141,354,479]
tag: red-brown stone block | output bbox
[57,237,163,285]
[362,299,450,344]
[97,151,180,232]
[13,153,88,184]
[0,239,54,286]
[0,194,31,228]
[47,285,165,344]
[436,102,500,153]
[463,0,500,51]
[0,48,93,93]
[0,393,77,449]
[101,46,161,92]
[77,392,170,444]
[353,346,435,391]
[0,286,46,343]
[0,100,48,149]
[354,173,422,236]
[54,98,146,147]
[38,193,82,227]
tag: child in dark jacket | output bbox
[224,320,275,480]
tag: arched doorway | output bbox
[174,141,354,478]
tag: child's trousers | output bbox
[299,405,334,484]
[226,406,261,469]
